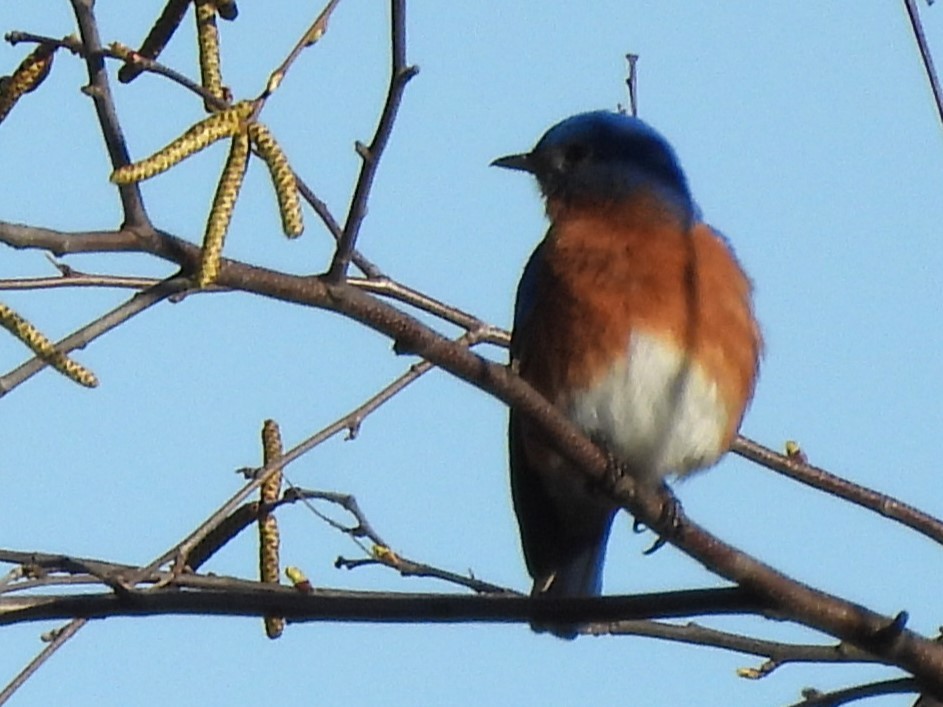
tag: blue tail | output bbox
[509,409,617,639]
[530,526,612,639]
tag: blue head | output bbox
[492,111,694,220]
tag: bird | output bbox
[492,110,762,638]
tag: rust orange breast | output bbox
[515,196,762,452]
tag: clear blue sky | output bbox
[2,3,942,705]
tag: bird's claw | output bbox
[642,487,683,554]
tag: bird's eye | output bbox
[563,142,589,167]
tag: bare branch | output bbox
[132,354,444,584]
[0,274,160,291]
[350,277,509,346]
[260,0,343,100]
[0,583,766,627]
[904,0,943,126]
[68,0,150,228]
[0,618,87,706]
[788,676,921,706]
[326,0,417,280]
[734,435,943,547]
[0,276,187,396]
[593,619,880,668]
[294,172,383,278]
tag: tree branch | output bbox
[0,582,765,627]
[0,618,87,706]
[68,0,150,228]
[326,0,417,280]
[904,0,943,126]
[0,276,187,396]
[734,436,943,546]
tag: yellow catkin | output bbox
[110,102,250,185]
[260,419,285,639]
[196,130,250,287]
[117,0,191,84]
[195,0,225,111]
[0,44,56,124]
[247,122,304,238]
[215,0,239,21]
[0,301,98,388]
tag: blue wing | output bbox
[508,242,616,638]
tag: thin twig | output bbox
[0,276,187,396]
[592,619,879,667]
[787,676,921,706]
[734,435,943,546]
[326,0,417,281]
[0,618,86,706]
[904,0,943,126]
[7,31,230,112]
[131,351,449,585]
[260,0,343,100]
[68,0,150,228]
[625,53,639,117]
[349,277,509,346]
[285,488,515,594]
[294,172,383,278]
[282,488,386,553]
[0,274,160,291]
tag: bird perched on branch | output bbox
[493,111,762,638]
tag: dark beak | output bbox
[490,152,535,173]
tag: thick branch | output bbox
[0,584,764,627]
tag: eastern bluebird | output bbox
[493,111,762,638]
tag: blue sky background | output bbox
[1,3,942,705]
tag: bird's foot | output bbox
[595,444,628,495]
[640,482,684,555]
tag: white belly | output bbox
[566,330,728,481]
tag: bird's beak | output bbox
[490,152,534,173]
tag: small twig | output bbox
[788,676,923,706]
[349,277,509,346]
[592,619,879,668]
[7,31,228,112]
[904,0,943,126]
[277,486,515,594]
[326,0,417,281]
[734,435,943,546]
[0,274,160,291]
[0,618,87,706]
[260,0,343,100]
[335,552,516,595]
[0,276,187,397]
[68,0,150,228]
[282,488,387,552]
[131,349,449,585]
[293,171,384,278]
[114,42,229,112]
[625,53,639,117]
